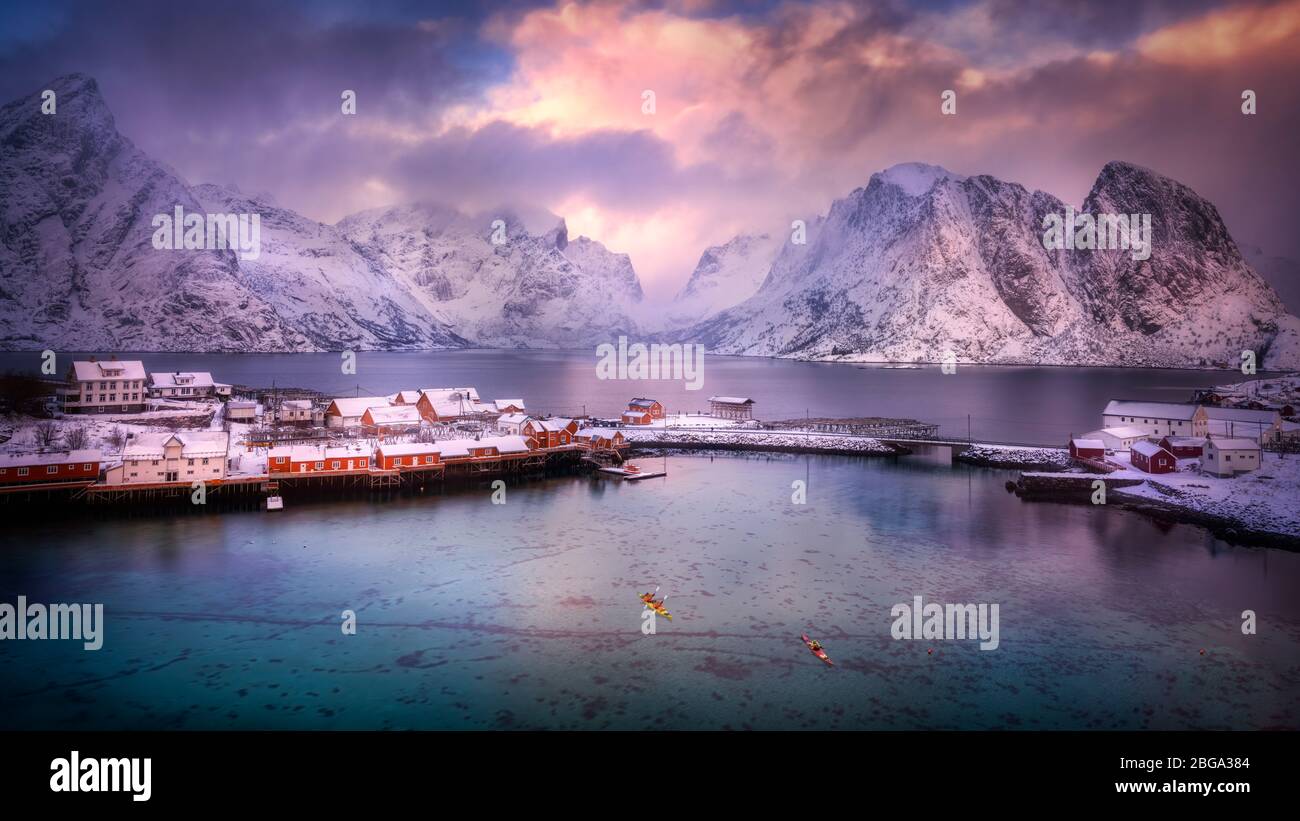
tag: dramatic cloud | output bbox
[1,0,1297,301]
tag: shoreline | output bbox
[0,348,1293,374]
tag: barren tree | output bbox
[34,420,61,447]
[63,425,90,450]
[106,425,127,451]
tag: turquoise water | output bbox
[2,453,1296,730]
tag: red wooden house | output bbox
[1159,436,1205,459]
[268,444,371,475]
[522,418,574,448]
[374,442,444,470]
[1068,438,1105,459]
[628,398,664,419]
[0,449,102,485]
[1130,441,1176,474]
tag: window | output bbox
[425,456,434,464]
[18,467,28,476]
[152,460,159,466]
[0,469,5,475]
[275,457,285,464]
[202,458,209,465]
[315,462,324,469]
[331,461,340,469]
[187,459,195,466]
[83,464,92,470]
[47,465,58,474]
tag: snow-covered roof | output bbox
[1207,437,1261,451]
[150,371,217,389]
[628,398,659,408]
[1103,400,1201,420]
[375,442,443,458]
[388,390,422,404]
[1070,438,1104,450]
[1131,441,1171,458]
[71,360,146,381]
[270,443,370,462]
[227,401,258,410]
[494,399,525,410]
[1161,436,1205,446]
[280,399,313,410]
[476,435,532,454]
[1092,426,1150,439]
[363,405,422,425]
[124,432,228,460]
[498,413,531,426]
[577,428,621,439]
[622,410,650,419]
[419,387,481,403]
[708,396,754,405]
[533,419,570,432]
[1202,406,1280,424]
[0,449,103,469]
[328,396,391,417]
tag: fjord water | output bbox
[0,350,1243,444]
[2,453,1297,730]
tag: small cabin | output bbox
[1202,437,1261,477]
[621,410,653,426]
[1130,441,1176,474]
[628,398,664,419]
[1068,438,1105,460]
[1159,436,1205,459]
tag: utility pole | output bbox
[968,414,972,445]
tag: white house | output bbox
[1102,400,1207,438]
[225,401,258,423]
[148,371,231,399]
[277,399,314,425]
[1083,426,1150,452]
[63,359,148,414]
[1202,406,1282,444]
[497,413,532,435]
[1202,437,1262,477]
[105,432,229,484]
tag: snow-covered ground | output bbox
[955,444,1075,470]
[1101,451,1300,537]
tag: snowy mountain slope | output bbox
[192,184,465,350]
[0,74,308,352]
[666,233,784,327]
[679,161,1300,369]
[336,206,644,348]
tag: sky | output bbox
[1,0,1298,301]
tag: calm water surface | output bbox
[2,453,1296,730]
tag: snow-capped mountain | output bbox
[666,233,783,327]
[0,74,309,352]
[679,161,1300,369]
[0,75,643,352]
[337,205,643,348]
[192,184,466,350]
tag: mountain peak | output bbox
[872,162,966,196]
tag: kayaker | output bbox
[809,639,823,651]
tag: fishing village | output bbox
[1,356,1299,547]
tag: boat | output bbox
[639,592,672,621]
[265,496,284,511]
[801,633,832,666]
